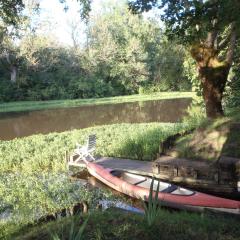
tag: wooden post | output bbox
[193,170,198,179]
[173,166,178,177]
[214,171,219,183]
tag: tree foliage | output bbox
[0,1,191,102]
[0,0,24,25]
[129,0,240,118]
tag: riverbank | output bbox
[1,109,240,239]
[0,91,194,113]
[0,122,193,238]
[13,209,240,240]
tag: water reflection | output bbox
[0,98,191,140]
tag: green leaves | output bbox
[51,215,89,240]
[0,0,24,25]
[129,0,240,45]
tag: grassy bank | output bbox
[0,123,191,173]
[168,109,240,161]
[1,110,239,239]
[0,92,194,113]
[0,122,192,238]
[14,209,240,240]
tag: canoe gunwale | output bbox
[86,161,240,214]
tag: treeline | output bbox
[1,3,192,102]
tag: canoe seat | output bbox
[161,185,178,193]
[121,172,147,185]
[134,179,147,185]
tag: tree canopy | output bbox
[129,0,240,118]
[0,0,24,25]
[0,0,239,117]
[0,1,191,101]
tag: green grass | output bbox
[13,209,240,240]
[0,123,190,173]
[0,122,192,239]
[51,215,89,240]
[0,92,195,113]
[171,110,240,161]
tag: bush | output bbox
[138,84,167,95]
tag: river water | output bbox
[0,98,191,140]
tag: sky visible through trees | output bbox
[31,0,158,47]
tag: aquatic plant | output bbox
[0,172,114,239]
[0,123,190,174]
[143,177,161,227]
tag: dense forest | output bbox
[0,0,239,116]
[0,1,192,102]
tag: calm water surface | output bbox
[0,98,191,140]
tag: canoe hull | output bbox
[86,161,240,214]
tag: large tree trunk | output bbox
[198,64,230,118]
[190,22,236,119]
[191,44,231,119]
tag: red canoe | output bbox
[85,161,240,214]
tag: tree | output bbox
[129,0,240,118]
[0,0,40,84]
[85,1,190,95]
[86,2,150,94]
[0,0,24,26]
[0,0,24,80]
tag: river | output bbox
[0,98,191,140]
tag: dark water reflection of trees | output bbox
[0,98,191,140]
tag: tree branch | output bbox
[206,30,218,48]
[217,24,233,50]
[218,35,230,50]
[226,22,236,64]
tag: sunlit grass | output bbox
[172,109,240,161]
[0,92,195,113]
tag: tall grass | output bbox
[51,215,89,240]
[0,123,190,173]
